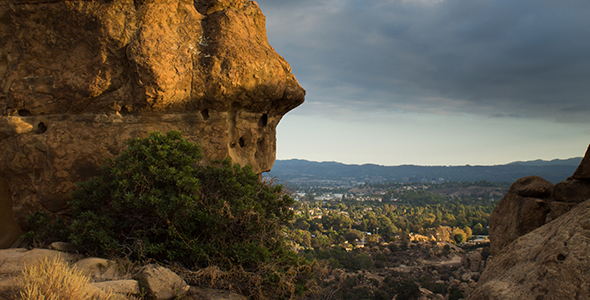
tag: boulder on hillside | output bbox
[468,199,590,300]
[461,248,483,272]
[0,0,304,248]
[489,176,553,255]
[548,177,590,221]
[135,264,190,300]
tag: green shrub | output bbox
[26,130,302,271]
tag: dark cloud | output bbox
[256,0,590,123]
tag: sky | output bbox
[255,0,590,166]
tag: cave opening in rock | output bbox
[201,109,210,121]
[239,137,245,148]
[36,122,47,134]
[258,114,268,127]
[18,109,31,116]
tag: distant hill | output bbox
[266,157,582,184]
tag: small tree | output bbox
[452,227,467,244]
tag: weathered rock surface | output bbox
[0,0,304,248]
[548,177,590,221]
[489,176,553,255]
[135,264,190,300]
[468,199,590,300]
[74,257,123,281]
[461,248,484,272]
[89,279,141,299]
[470,144,590,299]
[489,146,590,256]
[0,248,80,274]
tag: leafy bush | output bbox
[25,131,305,275]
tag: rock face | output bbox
[488,176,554,255]
[469,144,590,299]
[0,0,304,248]
[469,199,590,300]
[489,146,590,255]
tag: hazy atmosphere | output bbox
[257,0,590,166]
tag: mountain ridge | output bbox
[267,157,583,184]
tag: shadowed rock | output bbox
[489,176,553,256]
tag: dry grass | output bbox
[16,256,118,300]
[170,261,330,300]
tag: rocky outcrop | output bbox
[488,176,553,255]
[469,199,590,300]
[0,0,304,248]
[469,144,590,299]
[461,248,484,272]
[489,146,590,255]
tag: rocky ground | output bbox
[0,243,246,300]
[0,240,488,300]
[317,240,489,299]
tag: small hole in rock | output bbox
[230,142,236,148]
[36,122,47,134]
[258,114,268,127]
[201,109,210,121]
[18,109,31,116]
[557,254,566,261]
[239,137,245,148]
[120,106,130,115]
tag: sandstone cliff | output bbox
[468,144,590,299]
[0,0,304,248]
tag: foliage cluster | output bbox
[323,273,421,300]
[289,198,492,252]
[24,131,311,299]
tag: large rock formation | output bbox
[489,145,590,256]
[488,176,553,255]
[469,199,590,300]
[469,144,590,299]
[0,0,304,248]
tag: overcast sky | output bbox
[256,0,590,166]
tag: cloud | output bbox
[257,0,590,123]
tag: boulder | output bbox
[90,279,141,298]
[135,264,190,300]
[468,199,590,300]
[489,176,553,255]
[461,249,483,272]
[74,257,123,281]
[49,241,84,253]
[547,177,590,221]
[0,0,304,248]
[0,248,79,274]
